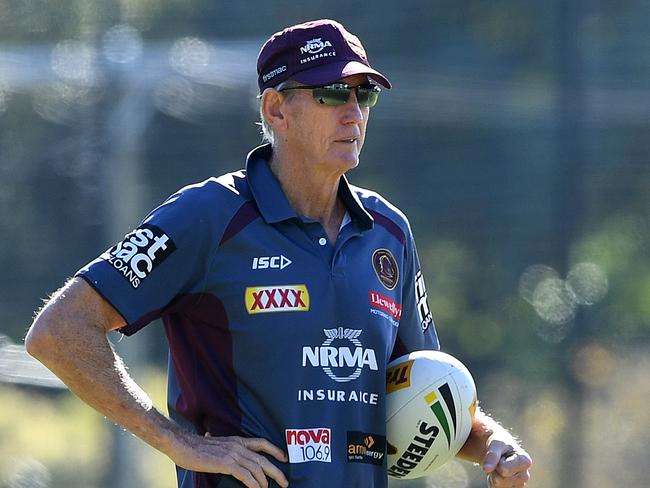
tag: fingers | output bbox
[242,436,290,463]
[202,434,289,488]
[238,451,288,488]
[495,450,532,477]
[235,436,289,487]
[484,447,532,488]
[482,447,504,474]
[488,468,531,487]
[226,453,275,488]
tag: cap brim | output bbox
[292,60,392,89]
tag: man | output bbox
[26,19,531,488]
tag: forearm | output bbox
[26,289,186,462]
[457,406,518,463]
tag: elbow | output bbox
[25,314,60,361]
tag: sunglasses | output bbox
[278,82,381,108]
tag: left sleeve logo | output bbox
[415,270,433,331]
[102,224,176,289]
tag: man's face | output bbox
[281,74,372,174]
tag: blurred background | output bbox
[1,1,649,487]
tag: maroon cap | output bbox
[257,19,391,92]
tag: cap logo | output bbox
[300,38,332,55]
[262,65,287,83]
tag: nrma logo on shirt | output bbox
[103,224,176,289]
[302,328,378,383]
[245,285,309,314]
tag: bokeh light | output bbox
[153,76,196,120]
[534,318,573,344]
[532,277,578,324]
[50,40,100,87]
[520,262,608,343]
[524,391,566,440]
[571,342,616,387]
[518,264,560,304]
[566,262,608,306]
[31,82,103,125]
[169,37,214,78]
[32,82,80,125]
[102,24,143,64]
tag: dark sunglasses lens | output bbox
[356,86,380,108]
[312,87,350,106]
[312,85,381,107]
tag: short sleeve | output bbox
[76,188,217,335]
[391,228,439,361]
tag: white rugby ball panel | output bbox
[386,350,477,479]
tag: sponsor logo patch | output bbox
[347,431,386,465]
[245,285,309,314]
[386,360,414,394]
[262,65,286,83]
[302,327,378,383]
[251,255,292,270]
[299,38,336,65]
[300,38,332,55]
[297,388,379,405]
[387,421,440,478]
[102,224,175,289]
[415,270,433,331]
[372,249,399,290]
[369,291,402,321]
[285,428,331,463]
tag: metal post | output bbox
[555,1,586,487]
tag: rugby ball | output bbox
[385,350,477,479]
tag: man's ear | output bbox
[261,88,288,133]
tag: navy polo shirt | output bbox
[77,144,439,488]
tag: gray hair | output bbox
[259,105,275,145]
[258,80,299,146]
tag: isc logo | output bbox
[285,428,331,464]
[251,255,292,270]
[245,285,309,314]
[104,224,175,289]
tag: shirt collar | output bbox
[245,143,374,230]
[246,144,298,223]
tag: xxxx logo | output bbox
[245,285,309,314]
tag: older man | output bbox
[26,19,531,488]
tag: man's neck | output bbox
[269,151,347,243]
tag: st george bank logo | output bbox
[245,285,309,314]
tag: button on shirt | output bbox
[77,144,439,488]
